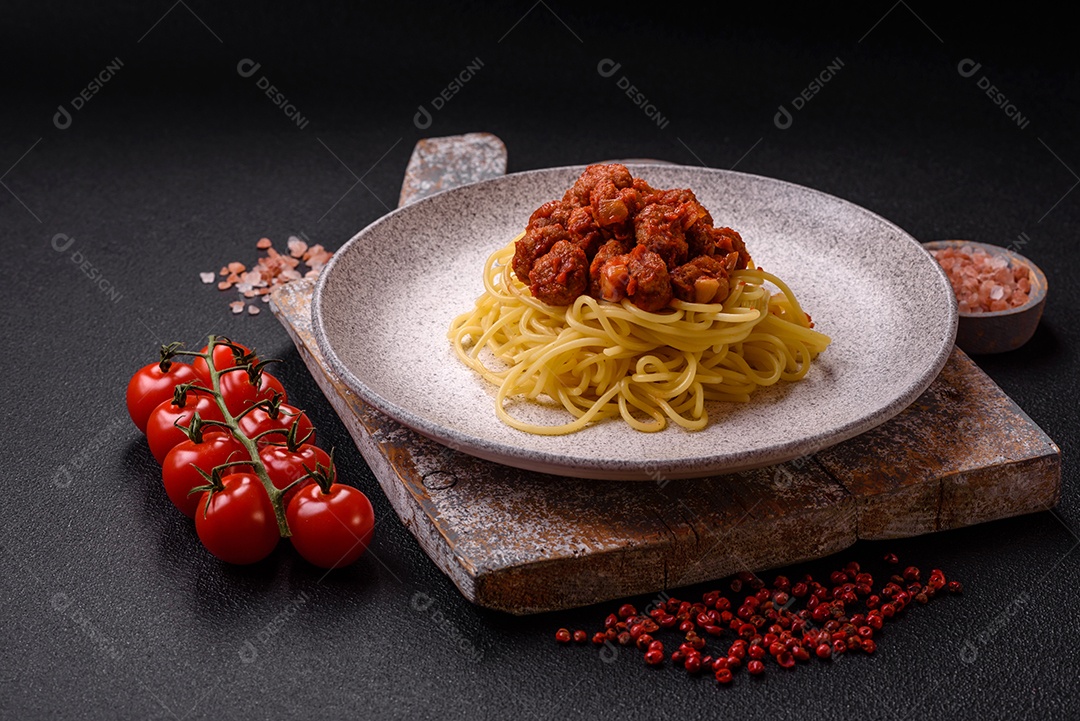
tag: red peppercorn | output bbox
[857,626,873,640]
[712,657,729,672]
[726,655,742,670]
[915,592,929,605]
[618,604,636,618]
[903,566,921,582]
[881,603,896,619]
[948,580,963,594]
[636,634,654,650]
[679,620,695,633]
[703,624,723,636]
[715,597,732,612]
[703,590,720,607]
[573,630,587,643]
[791,582,808,598]
[747,659,765,675]
[671,650,685,665]
[689,636,706,650]
[617,631,632,646]
[644,649,664,666]
[793,645,810,662]
[862,639,877,653]
[748,644,766,660]
[591,632,606,645]
[604,613,618,629]
[867,614,883,631]
[658,614,677,628]
[555,628,571,643]
[776,651,795,668]
[684,655,702,674]
[815,643,832,659]
[715,668,734,684]
[769,641,785,656]
[884,552,899,564]
[832,639,846,655]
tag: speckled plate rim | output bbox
[313,165,958,480]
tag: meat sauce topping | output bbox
[514,164,751,311]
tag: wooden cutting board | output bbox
[271,133,1060,614]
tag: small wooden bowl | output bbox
[923,240,1047,354]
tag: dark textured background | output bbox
[2,3,1077,719]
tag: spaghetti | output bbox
[448,237,831,435]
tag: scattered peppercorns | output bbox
[554,555,961,686]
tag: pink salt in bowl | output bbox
[923,240,1047,354]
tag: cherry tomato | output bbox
[145,393,226,464]
[126,362,200,433]
[162,432,252,517]
[192,342,256,384]
[239,404,315,446]
[220,371,286,415]
[195,472,280,564]
[287,483,375,569]
[258,443,331,507]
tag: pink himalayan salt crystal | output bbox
[931,246,1031,314]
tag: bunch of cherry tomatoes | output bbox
[126,337,375,568]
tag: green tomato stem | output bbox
[203,335,292,538]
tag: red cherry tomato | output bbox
[162,432,252,517]
[126,362,200,433]
[258,443,331,507]
[286,483,375,569]
[220,371,286,415]
[192,342,256,383]
[238,404,315,446]
[195,472,280,565]
[145,393,226,464]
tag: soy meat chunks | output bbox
[714,227,751,270]
[514,165,752,308]
[513,200,573,282]
[589,239,630,298]
[566,205,605,259]
[671,255,733,304]
[529,240,589,306]
[633,204,688,269]
[597,246,673,312]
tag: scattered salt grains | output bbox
[931,246,1031,313]
[287,236,308,258]
[204,235,333,315]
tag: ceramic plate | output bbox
[313,165,957,480]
